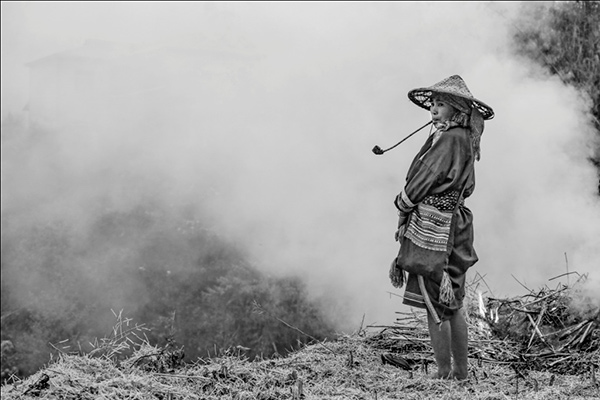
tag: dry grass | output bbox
[1,276,598,399]
[1,332,598,400]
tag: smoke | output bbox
[2,2,599,332]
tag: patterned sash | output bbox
[404,191,462,252]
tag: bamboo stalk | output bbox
[521,288,566,307]
[548,355,574,367]
[559,320,589,340]
[558,321,591,351]
[525,312,553,351]
[578,321,594,346]
[527,304,547,350]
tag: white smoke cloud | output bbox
[2,2,599,332]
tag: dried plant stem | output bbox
[152,373,211,382]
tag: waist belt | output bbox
[421,190,464,212]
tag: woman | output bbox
[390,75,494,380]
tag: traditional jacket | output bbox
[396,126,478,321]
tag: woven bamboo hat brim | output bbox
[408,75,495,120]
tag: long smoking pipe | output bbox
[372,120,433,155]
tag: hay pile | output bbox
[484,274,599,375]
[1,275,598,400]
[369,273,599,375]
[2,335,598,400]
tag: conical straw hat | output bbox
[408,75,495,120]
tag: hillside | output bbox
[0,334,594,400]
[2,276,598,400]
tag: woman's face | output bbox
[430,96,457,125]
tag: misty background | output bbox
[2,1,600,344]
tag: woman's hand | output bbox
[395,223,407,242]
[389,257,405,288]
[395,212,408,241]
